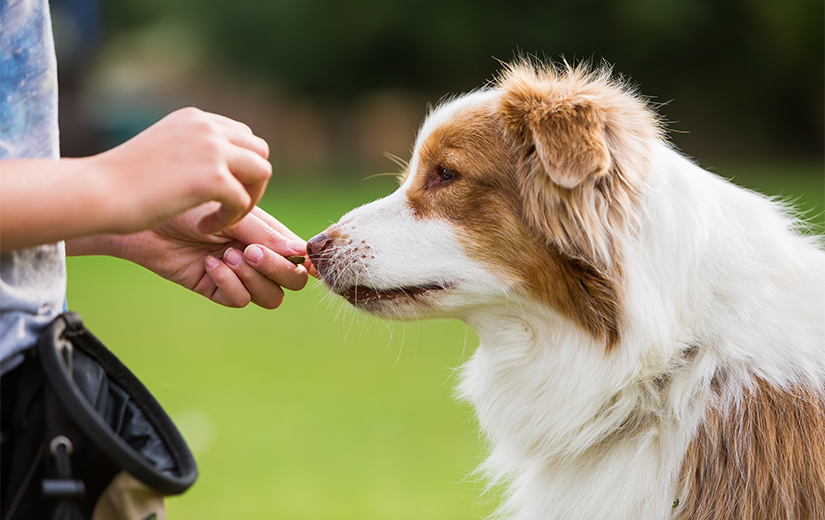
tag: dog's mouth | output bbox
[336,283,447,307]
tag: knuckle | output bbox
[234,188,252,211]
[190,118,219,142]
[209,165,230,187]
[200,135,223,156]
[263,227,285,248]
[179,106,203,118]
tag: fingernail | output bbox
[287,240,306,255]
[223,248,243,268]
[205,256,220,270]
[245,244,264,264]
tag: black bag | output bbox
[1,312,197,520]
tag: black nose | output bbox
[307,232,334,256]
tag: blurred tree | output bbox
[98,0,823,161]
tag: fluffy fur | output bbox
[307,61,825,519]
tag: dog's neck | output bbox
[461,305,657,453]
[458,303,700,519]
[454,144,825,519]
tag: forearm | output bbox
[65,231,168,266]
[0,158,115,252]
[65,233,125,257]
[2,109,272,254]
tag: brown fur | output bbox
[499,82,611,190]
[404,62,663,348]
[405,102,616,346]
[497,62,659,272]
[676,378,825,520]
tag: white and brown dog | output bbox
[307,62,825,520]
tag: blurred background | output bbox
[55,0,823,519]
[52,0,824,168]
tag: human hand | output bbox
[88,107,272,236]
[109,204,313,308]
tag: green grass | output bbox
[65,164,822,519]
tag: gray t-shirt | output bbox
[1,0,67,372]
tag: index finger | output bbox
[196,176,252,234]
[203,112,253,134]
[224,127,270,161]
[248,207,317,277]
[250,206,304,243]
[225,212,306,256]
[204,112,270,159]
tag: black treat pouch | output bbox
[1,312,197,520]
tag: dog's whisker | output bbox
[390,321,405,369]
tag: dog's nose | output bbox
[307,232,336,276]
[307,233,334,256]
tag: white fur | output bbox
[315,90,825,519]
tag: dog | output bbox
[306,61,825,520]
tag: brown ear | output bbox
[530,102,610,189]
[501,85,611,189]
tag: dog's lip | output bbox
[337,283,447,306]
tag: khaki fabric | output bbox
[92,471,166,520]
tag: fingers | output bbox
[250,206,304,243]
[202,209,311,309]
[200,111,270,161]
[241,244,308,292]
[203,245,308,310]
[166,109,270,234]
[224,212,306,257]
[196,149,273,236]
[225,124,271,160]
[204,255,252,308]
[203,112,254,135]
[196,180,252,235]
[224,144,272,205]
[233,209,320,278]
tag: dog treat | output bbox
[286,255,307,265]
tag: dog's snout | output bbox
[307,233,334,256]
[307,232,337,276]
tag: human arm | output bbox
[0,108,271,252]
[3,107,315,308]
[66,204,316,308]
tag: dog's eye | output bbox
[424,164,460,189]
[426,165,458,189]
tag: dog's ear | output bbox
[500,78,611,190]
[496,62,658,268]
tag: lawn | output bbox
[65,163,823,520]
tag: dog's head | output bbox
[309,62,661,348]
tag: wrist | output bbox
[74,154,130,235]
[65,233,126,257]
